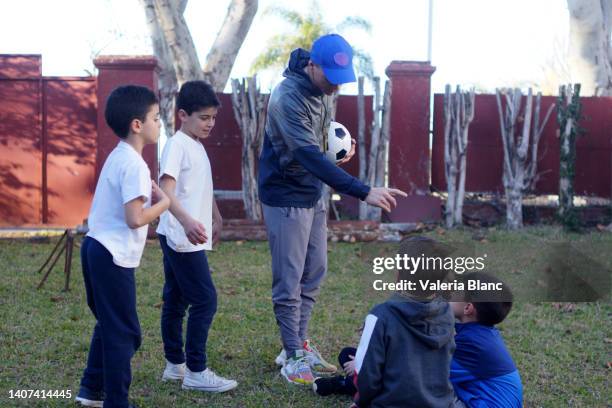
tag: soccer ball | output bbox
[325,121,352,163]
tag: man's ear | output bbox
[306,60,316,74]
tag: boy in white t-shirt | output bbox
[75,85,170,408]
[157,80,237,393]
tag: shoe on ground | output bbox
[275,348,287,366]
[275,340,337,375]
[303,339,337,375]
[313,375,352,396]
[75,386,103,407]
[162,359,185,381]
[280,350,315,385]
[181,367,238,393]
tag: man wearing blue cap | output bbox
[258,33,406,385]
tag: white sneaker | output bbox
[276,341,337,374]
[280,350,315,385]
[181,367,238,393]
[162,360,186,381]
[303,339,337,374]
[75,387,103,407]
[275,349,287,366]
[74,396,103,408]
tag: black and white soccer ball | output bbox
[325,121,352,163]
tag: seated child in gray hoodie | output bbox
[314,236,458,408]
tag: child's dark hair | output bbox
[177,80,221,115]
[104,85,158,139]
[397,236,453,299]
[463,272,513,326]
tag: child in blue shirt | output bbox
[450,272,523,408]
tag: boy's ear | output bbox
[177,109,189,121]
[464,302,476,317]
[129,118,143,135]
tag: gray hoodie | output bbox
[353,293,456,408]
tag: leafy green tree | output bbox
[250,0,374,80]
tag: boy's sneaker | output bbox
[275,349,287,366]
[162,359,186,381]
[313,375,354,396]
[280,350,315,385]
[181,367,238,393]
[74,386,103,407]
[303,340,337,375]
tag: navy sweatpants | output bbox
[79,237,142,408]
[159,235,217,372]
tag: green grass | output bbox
[0,226,610,407]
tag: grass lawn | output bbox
[0,226,610,407]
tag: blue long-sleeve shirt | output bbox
[451,322,523,408]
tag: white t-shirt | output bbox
[156,130,213,252]
[87,141,151,268]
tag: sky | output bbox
[0,0,571,95]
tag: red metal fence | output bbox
[431,94,612,197]
[1,54,610,227]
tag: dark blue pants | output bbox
[159,235,217,372]
[79,237,142,408]
[338,347,358,396]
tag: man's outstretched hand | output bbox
[365,187,407,212]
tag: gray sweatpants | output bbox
[262,199,327,358]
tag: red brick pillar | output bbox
[385,61,440,222]
[0,55,44,225]
[93,56,159,182]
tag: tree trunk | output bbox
[455,87,474,225]
[318,94,338,218]
[496,88,554,229]
[366,79,391,221]
[140,0,183,133]
[443,85,475,228]
[557,84,582,229]
[444,85,456,228]
[567,0,612,96]
[367,77,382,191]
[151,0,203,81]
[140,0,258,134]
[357,77,368,220]
[375,80,392,189]
[505,186,523,230]
[231,77,267,221]
[202,0,258,91]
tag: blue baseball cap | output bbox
[310,34,356,85]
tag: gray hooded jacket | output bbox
[353,294,456,408]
